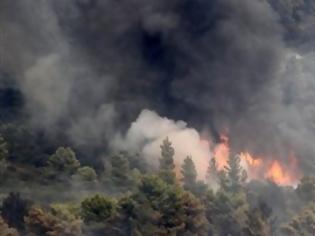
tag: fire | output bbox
[240,152,262,167]
[211,135,300,186]
[266,161,291,185]
[240,152,299,186]
[239,152,263,180]
[265,153,299,186]
[212,134,230,169]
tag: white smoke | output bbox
[112,109,211,179]
[23,54,74,125]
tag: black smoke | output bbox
[1,0,315,172]
[53,0,283,122]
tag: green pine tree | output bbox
[110,153,133,187]
[47,147,80,176]
[207,157,219,183]
[181,156,197,193]
[159,137,176,184]
[224,154,247,192]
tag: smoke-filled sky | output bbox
[1,0,315,174]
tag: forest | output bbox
[2,0,315,235]
[0,130,313,236]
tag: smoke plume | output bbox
[112,109,211,178]
[1,0,315,173]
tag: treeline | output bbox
[0,130,314,235]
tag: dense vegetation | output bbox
[2,0,315,235]
[0,126,314,236]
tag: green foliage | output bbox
[73,166,97,182]
[138,175,168,202]
[0,124,48,166]
[193,180,208,197]
[0,123,308,235]
[204,189,249,235]
[119,151,148,174]
[50,203,81,222]
[159,137,176,184]
[281,203,315,236]
[1,192,31,231]
[244,202,272,236]
[159,189,209,235]
[207,157,220,189]
[81,195,116,223]
[224,154,247,192]
[47,147,80,175]
[110,153,133,187]
[119,175,209,235]
[181,156,197,192]
[296,176,315,202]
[204,188,272,236]
[181,156,208,196]
[25,207,83,236]
[159,137,175,170]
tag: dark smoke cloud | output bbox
[266,0,315,47]
[53,0,283,121]
[0,0,315,172]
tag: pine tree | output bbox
[224,154,247,192]
[73,166,97,182]
[207,157,221,191]
[159,137,176,184]
[48,147,80,175]
[207,157,219,181]
[159,137,175,170]
[110,153,132,187]
[120,175,209,235]
[181,156,197,193]
[81,194,116,223]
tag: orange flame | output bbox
[211,134,300,186]
[212,134,230,169]
[239,151,300,186]
[265,153,299,186]
[240,152,262,167]
[266,161,291,185]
